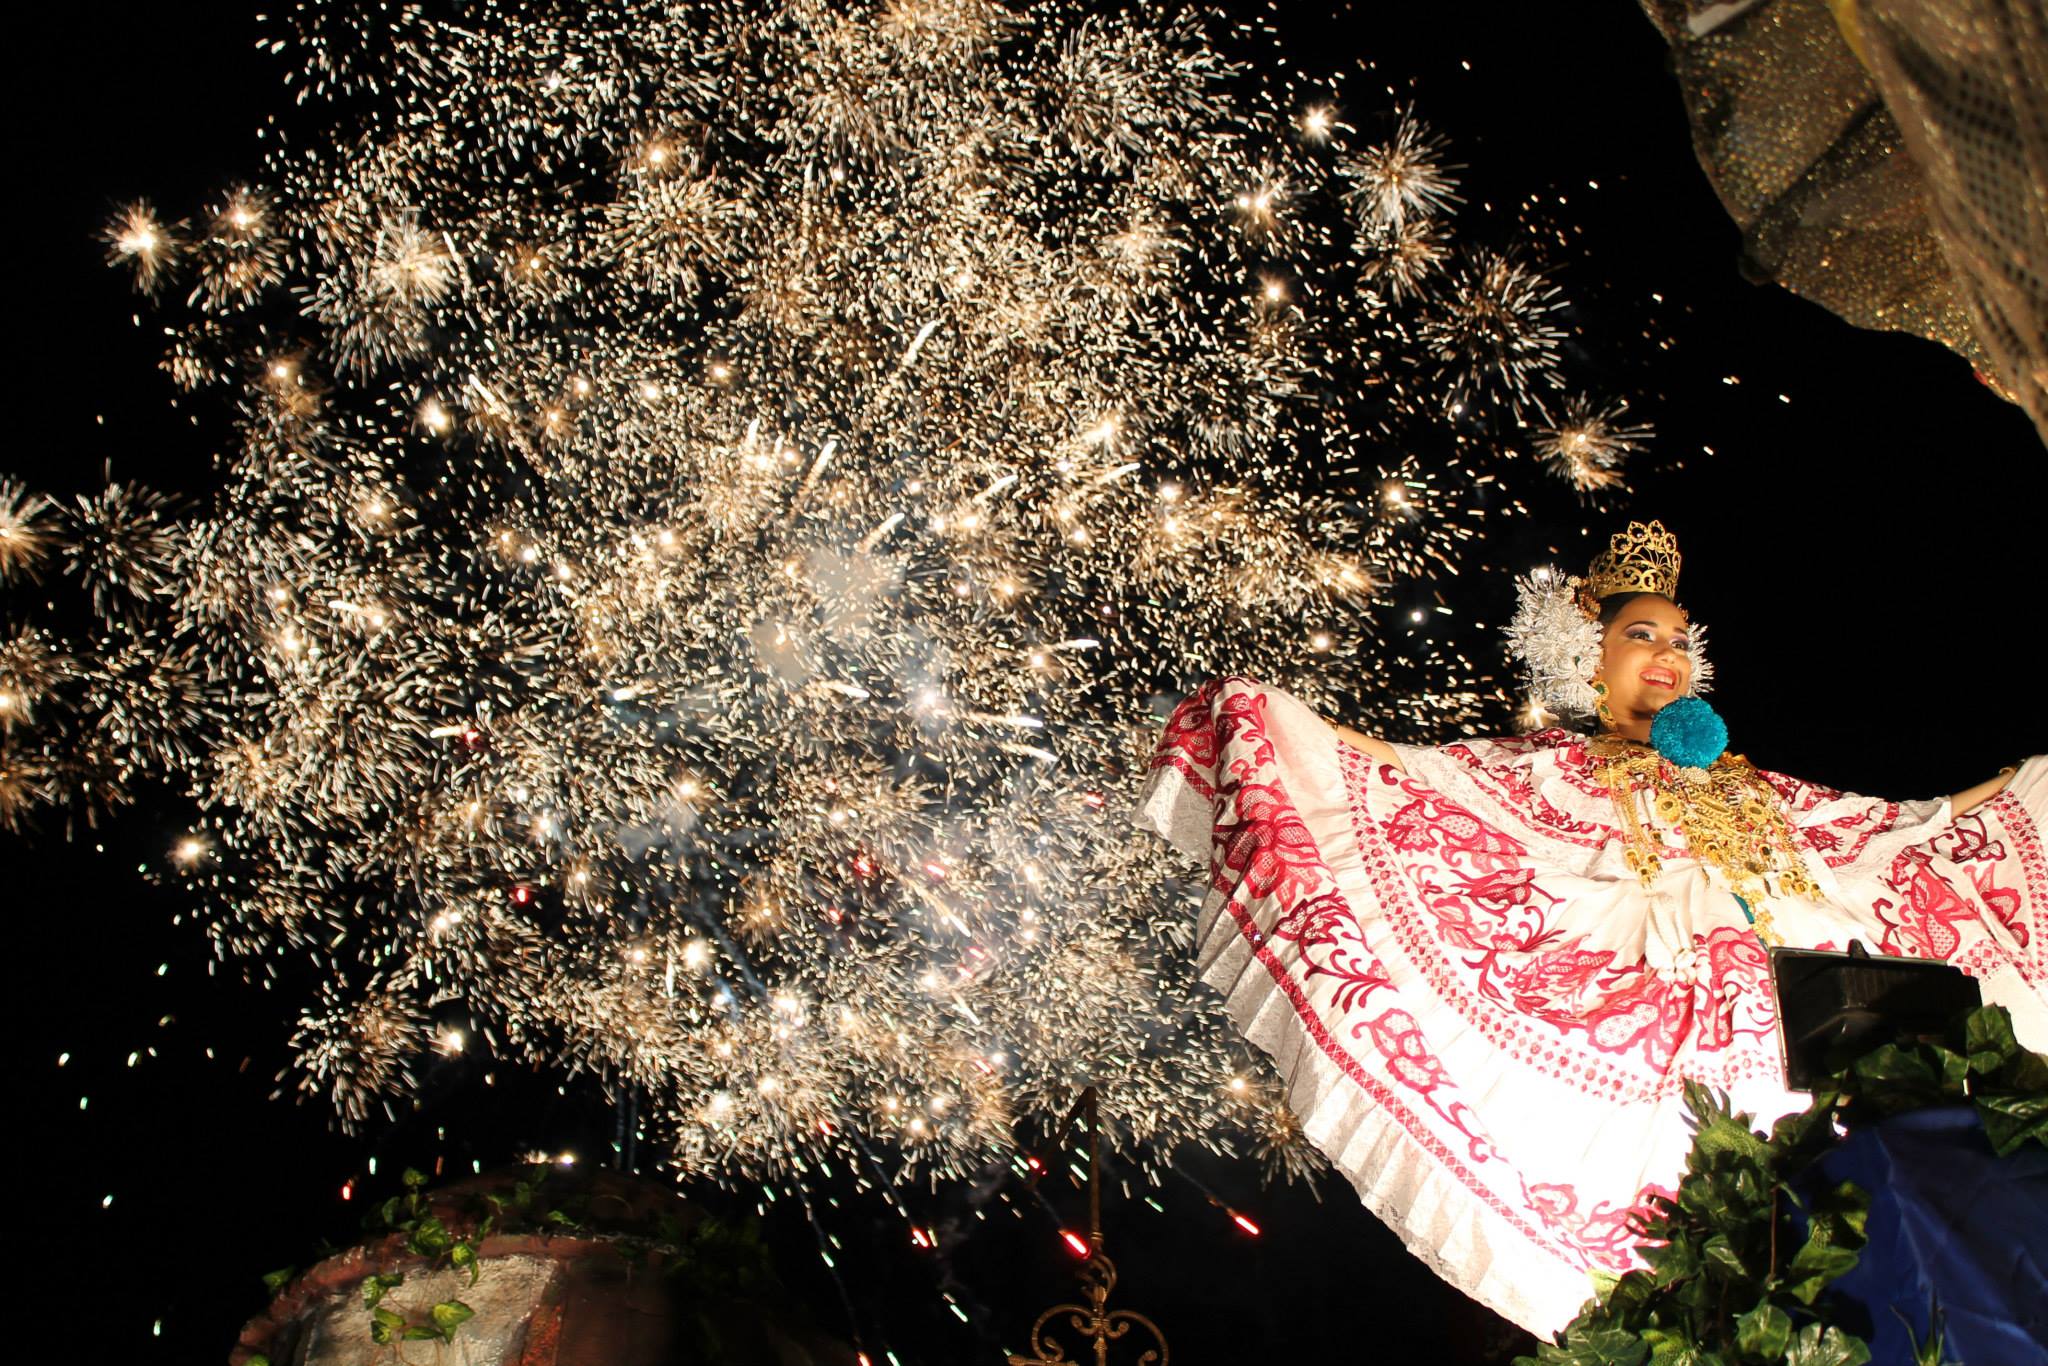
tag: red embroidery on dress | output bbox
[1991,792,2048,978]
[1151,681,1226,800]
[1144,680,2046,1298]
[1165,685,1597,1271]
[1214,779,1328,906]
[1426,733,1618,853]
[1971,792,2046,978]
[1217,873,1582,1270]
[1363,1007,1492,1162]
[1349,749,1778,1099]
[1523,1180,1672,1272]
[1880,851,1979,961]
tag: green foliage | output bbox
[429,1299,475,1340]
[369,1306,406,1346]
[259,1266,295,1296]
[253,1159,814,1362]
[344,1161,571,1348]
[1519,1006,2045,1366]
[361,1272,404,1309]
[1896,1300,1950,1366]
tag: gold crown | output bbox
[1584,520,1681,602]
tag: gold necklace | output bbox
[1589,735,1819,944]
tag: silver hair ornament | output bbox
[1506,568,1711,724]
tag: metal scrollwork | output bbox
[1010,1249,1168,1366]
[1007,1089,1170,1366]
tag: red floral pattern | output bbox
[1143,678,2046,1316]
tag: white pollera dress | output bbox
[1135,677,2048,1335]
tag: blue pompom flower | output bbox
[1650,695,1727,770]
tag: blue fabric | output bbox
[1798,1106,2048,1366]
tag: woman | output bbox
[1135,521,2046,1336]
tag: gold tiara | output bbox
[1584,519,1681,602]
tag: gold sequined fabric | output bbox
[1638,0,2048,446]
[1850,0,2048,442]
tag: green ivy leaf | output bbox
[378,1195,403,1228]
[1700,1233,1751,1280]
[1784,1322,1871,1366]
[1641,1237,1701,1288]
[1599,1273,1655,1328]
[1520,1325,1649,1365]
[370,1306,405,1345]
[362,1272,403,1309]
[1963,1007,2017,1069]
[248,1357,271,1366]
[408,1215,453,1256]
[1688,1112,1771,1168]
[1734,1303,1791,1359]
[403,1324,443,1341]
[1994,1036,2048,1091]
[260,1266,295,1295]
[402,1167,428,1191]
[451,1240,480,1285]
[1974,1089,2048,1157]
[1851,1043,1936,1087]
[431,1299,476,1340]
[1781,1234,1861,1304]
[1806,1182,1871,1245]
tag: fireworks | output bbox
[0,479,52,584]
[100,203,183,297]
[1343,108,1462,231]
[6,1,1641,1185]
[1535,396,1654,494]
[1421,247,1569,416]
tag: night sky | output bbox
[12,3,2045,1364]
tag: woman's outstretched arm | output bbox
[1952,767,2019,818]
[1333,723,1406,773]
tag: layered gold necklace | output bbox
[1589,735,1820,944]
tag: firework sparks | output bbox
[0,479,53,583]
[1342,108,1462,231]
[8,1,1642,1184]
[1534,396,1653,494]
[1420,248,1569,417]
[101,202,185,296]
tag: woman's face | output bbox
[1592,595,1692,730]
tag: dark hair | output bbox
[1595,590,1672,627]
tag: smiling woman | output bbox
[1136,520,2048,1336]
[1590,592,1692,738]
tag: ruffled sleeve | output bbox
[1782,758,2048,1048]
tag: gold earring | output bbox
[1592,679,1614,729]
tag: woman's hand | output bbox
[1952,765,2021,818]
[1334,723,1406,773]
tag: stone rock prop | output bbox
[230,1168,857,1366]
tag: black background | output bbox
[9,3,2044,1363]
